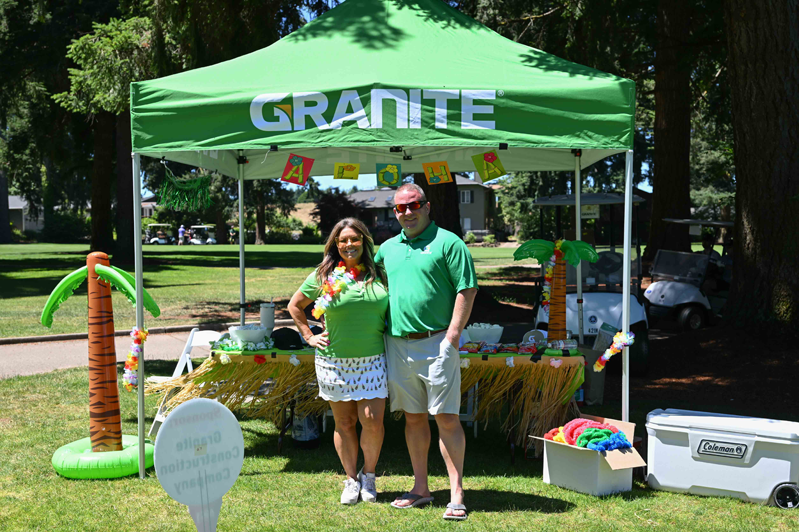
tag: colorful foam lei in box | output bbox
[311,261,364,319]
[544,418,631,451]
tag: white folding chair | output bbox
[147,328,222,437]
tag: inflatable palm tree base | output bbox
[41,252,160,478]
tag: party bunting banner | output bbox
[471,150,506,181]
[422,161,453,185]
[333,163,360,180]
[376,163,401,187]
[281,154,314,185]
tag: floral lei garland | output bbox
[311,261,365,319]
[593,331,635,372]
[123,327,149,392]
[540,240,564,312]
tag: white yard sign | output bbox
[154,399,244,532]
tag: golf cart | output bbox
[644,219,733,331]
[146,223,175,245]
[189,224,217,245]
[532,193,651,376]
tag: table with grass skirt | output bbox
[146,347,585,457]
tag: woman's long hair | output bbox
[316,218,387,288]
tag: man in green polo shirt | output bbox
[375,183,477,521]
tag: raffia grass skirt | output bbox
[315,353,388,402]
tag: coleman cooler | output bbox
[646,409,799,507]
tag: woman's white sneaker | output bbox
[341,477,361,505]
[359,470,377,503]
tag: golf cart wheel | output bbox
[773,483,799,509]
[678,306,705,331]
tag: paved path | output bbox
[0,331,203,379]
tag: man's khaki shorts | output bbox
[385,332,461,415]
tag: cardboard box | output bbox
[533,414,646,496]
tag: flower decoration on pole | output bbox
[514,239,598,341]
[124,327,149,392]
[593,331,635,372]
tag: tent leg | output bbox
[574,151,584,346]
[238,153,245,326]
[132,152,146,479]
[622,149,634,422]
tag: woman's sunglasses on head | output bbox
[394,201,425,214]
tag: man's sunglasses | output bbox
[394,201,425,214]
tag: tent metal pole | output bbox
[238,152,245,325]
[622,149,634,422]
[574,151,584,345]
[132,152,146,479]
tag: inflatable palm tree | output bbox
[514,239,598,341]
[41,252,160,453]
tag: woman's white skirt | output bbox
[315,353,388,402]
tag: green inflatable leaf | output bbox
[514,240,555,263]
[110,266,161,318]
[95,264,161,318]
[41,266,88,328]
[561,240,599,266]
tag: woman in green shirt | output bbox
[288,218,389,505]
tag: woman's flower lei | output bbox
[540,240,563,312]
[311,261,365,320]
[593,331,635,372]
[123,327,148,392]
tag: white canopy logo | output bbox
[250,89,496,132]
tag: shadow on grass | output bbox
[0,247,322,299]
[387,488,577,514]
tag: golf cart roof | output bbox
[190,225,215,229]
[663,218,734,228]
[534,193,645,206]
[147,223,171,227]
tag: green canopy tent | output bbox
[129,0,638,476]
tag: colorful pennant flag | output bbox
[376,163,401,187]
[333,163,360,180]
[471,150,506,181]
[281,154,314,186]
[422,161,453,185]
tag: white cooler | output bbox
[646,409,799,507]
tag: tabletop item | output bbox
[465,323,504,344]
[271,327,304,350]
[260,302,275,336]
[228,324,268,343]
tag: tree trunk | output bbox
[548,256,568,341]
[0,168,12,243]
[86,252,123,452]
[413,174,463,237]
[216,208,228,244]
[255,190,266,244]
[114,113,134,264]
[723,0,799,327]
[90,112,115,252]
[644,0,693,261]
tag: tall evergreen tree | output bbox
[723,0,799,327]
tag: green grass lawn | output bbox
[1,361,797,531]
[0,243,523,338]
